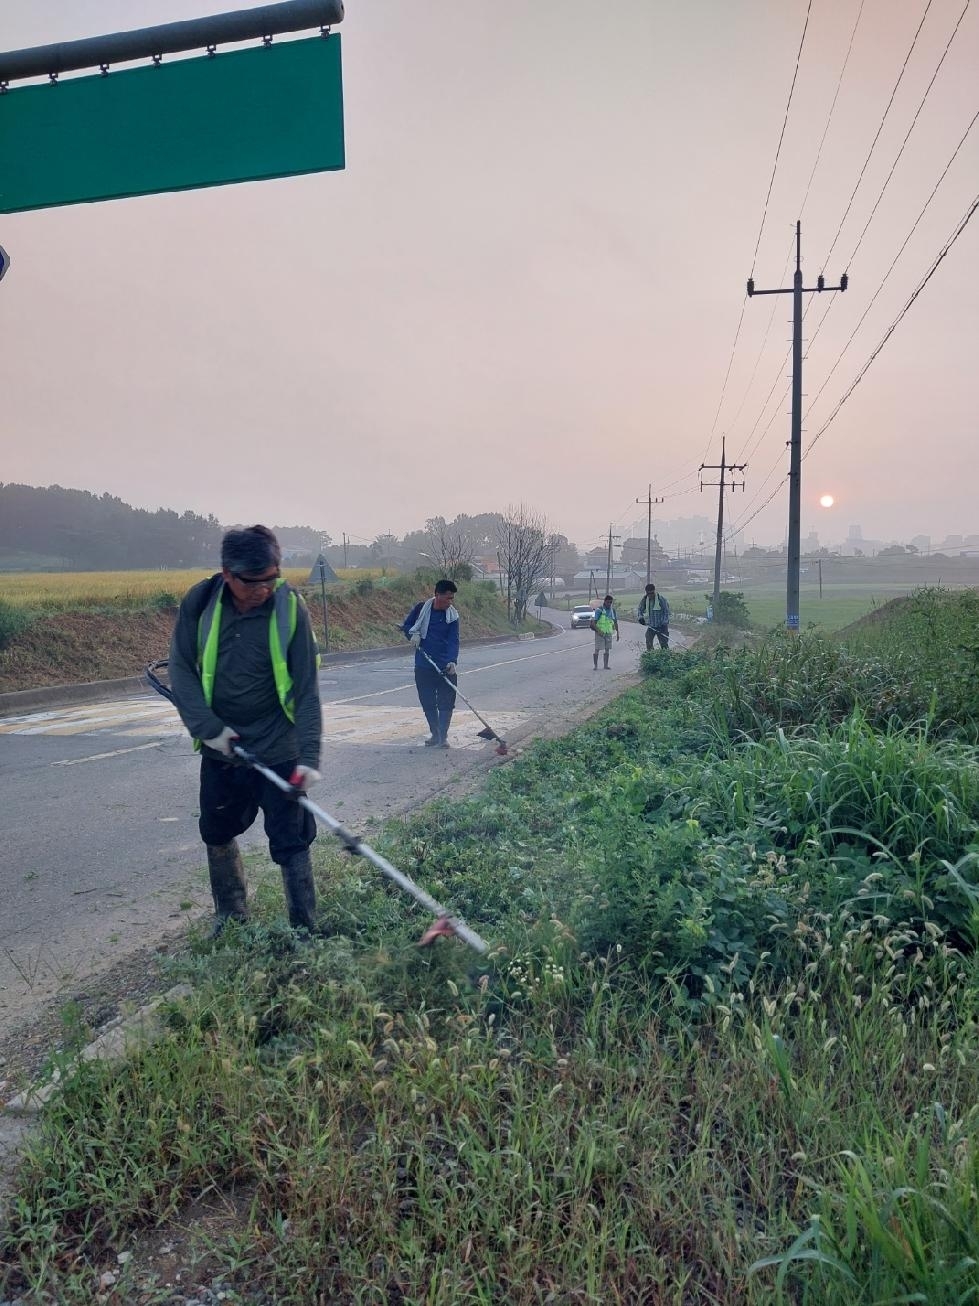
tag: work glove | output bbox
[444,662,457,676]
[638,617,646,625]
[203,726,238,756]
[409,632,422,648]
[289,765,321,792]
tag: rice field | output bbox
[0,567,379,611]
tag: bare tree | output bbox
[496,504,558,622]
[424,516,477,579]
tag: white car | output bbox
[570,604,595,630]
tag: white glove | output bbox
[409,632,422,648]
[444,662,457,676]
[203,726,238,756]
[289,765,321,792]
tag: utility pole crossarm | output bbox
[635,484,664,586]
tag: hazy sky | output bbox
[1,0,976,553]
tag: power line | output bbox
[806,107,979,417]
[704,0,814,470]
[727,188,978,541]
[822,0,936,270]
[723,471,787,546]
[845,0,972,269]
[728,234,796,460]
[795,1,967,375]
[807,190,979,454]
[700,298,746,466]
[800,0,867,217]
[750,0,814,277]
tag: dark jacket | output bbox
[169,574,322,768]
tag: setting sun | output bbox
[819,494,835,508]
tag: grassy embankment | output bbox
[2,588,979,1302]
[0,570,524,693]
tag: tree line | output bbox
[0,483,224,570]
[0,488,580,614]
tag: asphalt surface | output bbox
[0,611,668,1041]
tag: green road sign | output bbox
[0,34,344,213]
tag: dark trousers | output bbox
[645,626,669,650]
[414,663,457,740]
[198,754,316,864]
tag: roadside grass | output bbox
[2,590,979,1302]
[0,575,530,692]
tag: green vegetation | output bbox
[0,599,31,650]
[2,591,979,1302]
[0,574,529,694]
[739,588,924,632]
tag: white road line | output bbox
[329,643,580,705]
[52,742,163,766]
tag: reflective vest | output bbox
[196,580,314,744]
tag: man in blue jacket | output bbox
[401,578,460,747]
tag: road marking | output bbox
[52,741,164,766]
[0,700,179,736]
[330,643,581,705]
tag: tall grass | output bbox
[3,592,979,1303]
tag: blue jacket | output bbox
[401,602,460,671]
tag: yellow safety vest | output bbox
[195,580,316,747]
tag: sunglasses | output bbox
[231,570,280,590]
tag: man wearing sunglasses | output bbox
[169,524,322,937]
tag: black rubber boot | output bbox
[280,850,317,932]
[206,841,248,937]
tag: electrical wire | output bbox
[806,106,979,416]
[800,0,867,217]
[845,0,972,268]
[822,0,936,270]
[728,234,796,463]
[725,188,978,542]
[750,0,814,277]
[700,297,746,467]
[807,189,979,455]
[702,1,813,471]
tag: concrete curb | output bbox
[4,984,195,1116]
[0,624,561,717]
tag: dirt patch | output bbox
[0,588,525,695]
[0,609,178,693]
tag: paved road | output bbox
[0,612,663,1039]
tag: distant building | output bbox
[620,534,668,571]
[573,566,645,593]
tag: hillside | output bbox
[0,583,525,694]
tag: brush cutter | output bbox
[418,648,508,755]
[145,661,489,954]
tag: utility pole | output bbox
[605,525,621,596]
[342,532,349,568]
[747,221,847,630]
[635,484,664,585]
[699,437,746,612]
